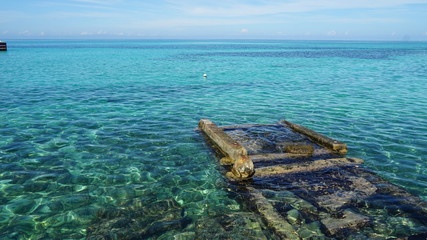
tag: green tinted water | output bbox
[0,40,426,239]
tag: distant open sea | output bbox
[0,40,426,239]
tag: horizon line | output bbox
[2,37,427,42]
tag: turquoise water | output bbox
[0,40,426,239]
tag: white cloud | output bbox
[173,0,427,17]
[78,30,126,36]
[124,18,259,30]
[47,11,119,18]
[327,30,337,36]
[80,30,110,35]
[3,0,426,39]
[303,15,400,24]
[19,30,31,35]
[39,1,118,10]
[71,0,122,5]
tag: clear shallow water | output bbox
[0,40,426,239]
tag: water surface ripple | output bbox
[0,40,426,239]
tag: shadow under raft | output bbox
[198,119,427,239]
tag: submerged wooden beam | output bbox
[246,187,300,239]
[280,120,347,155]
[321,209,369,235]
[250,148,335,162]
[254,158,364,178]
[199,119,247,160]
[199,119,254,180]
[250,153,312,162]
[250,153,304,162]
[220,124,277,130]
[198,119,427,238]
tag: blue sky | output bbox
[1,0,427,40]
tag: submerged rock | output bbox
[173,231,196,240]
[286,209,302,225]
[298,221,325,240]
[86,198,191,240]
[5,198,37,215]
[194,212,269,240]
[320,209,369,236]
[395,231,427,240]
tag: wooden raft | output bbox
[198,119,427,239]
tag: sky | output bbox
[1,0,427,40]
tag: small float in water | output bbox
[198,119,427,239]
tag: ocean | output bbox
[0,40,426,239]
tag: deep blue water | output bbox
[0,40,426,239]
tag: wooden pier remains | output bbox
[0,41,7,51]
[198,119,427,239]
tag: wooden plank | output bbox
[250,153,299,161]
[199,119,247,160]
[246,187,300,239]
[321,209,369,236]
[250,153,311,162]
[250,148,335,162]
[198,120,427,238]
[279,120,347,155]
[285,145,314,155]
[199,119,254,179]
[220,124,277,130]
[254,158,364,178]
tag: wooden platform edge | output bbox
[198,119,254,180]
[254,158,364,178]
[220,124,277,130]
[279,120,348,155]
[246,187,300,239]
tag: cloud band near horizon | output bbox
[1,0,426,40]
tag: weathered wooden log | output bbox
[250,148,333,162]
[199,119,254,180]
[314,175,378,211]
[280,120,347,155]
[250,153,306,162]
[220,124,277,130]
[245,187,300,239]
[254,158,364,178]
[285,145,314,155]
[198,120,427,238]
[199,119,247,160]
